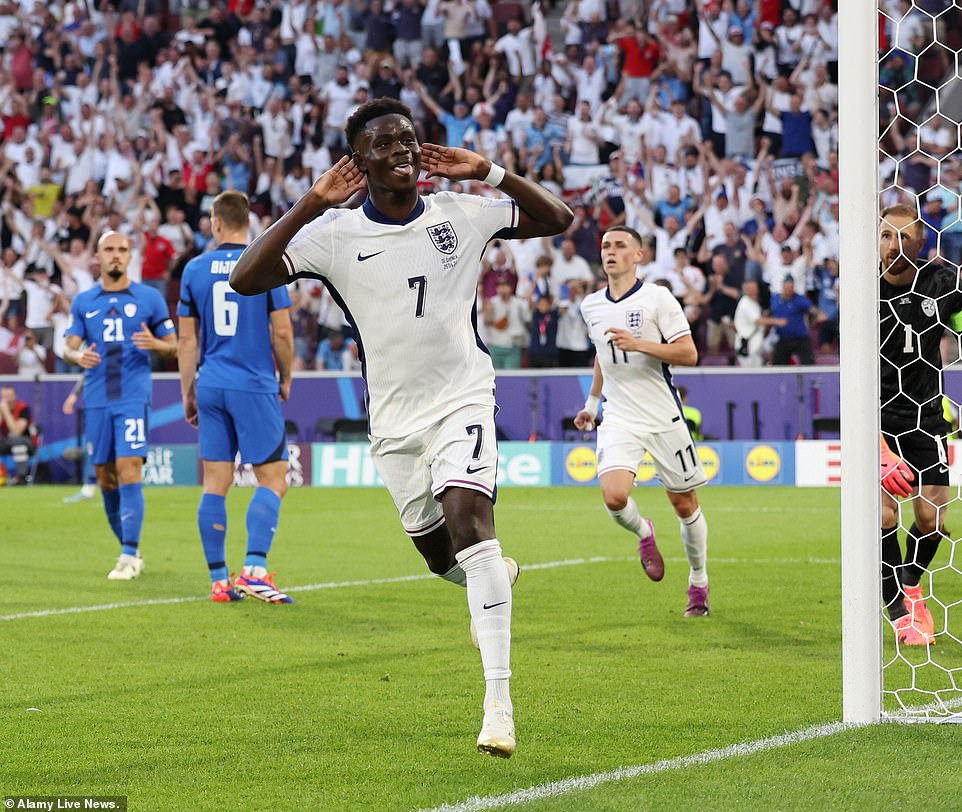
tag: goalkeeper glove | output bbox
[880,436,915,497]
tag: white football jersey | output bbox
[283,193,519,437]
[580,281,691,433]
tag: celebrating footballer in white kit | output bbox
[575,226,711,617]
[279,192,517,443]
[230,98,573,758]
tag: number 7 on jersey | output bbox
[408,275,427,318]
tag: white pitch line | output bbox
[1,594,210,620]
[0,557,621,622]
[0,572,436,621]
[0,553,842,623]
[422,721,866,812]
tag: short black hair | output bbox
[345,97,415,151]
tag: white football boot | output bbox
[477,700,516,758]
[107,552,144,580]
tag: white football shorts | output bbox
[597,419,707,492]
[369,403,499,536]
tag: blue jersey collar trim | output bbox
[217,242,247,250]
[95,284,136,298]
[362,195,425,226]
[606,279,643,303]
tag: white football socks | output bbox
[456,538,512,709]
[485,676,512,711]
[606,497,650,538]
[680,508,709,587]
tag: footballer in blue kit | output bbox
[177,191,296,604]
[64,231,178,580]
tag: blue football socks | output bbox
[118,482,144,557]
[245,487,281,570]
[198,493,229,583]
[102,488,123,543]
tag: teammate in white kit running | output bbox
[574,226,711,617]
[229,98,573,758]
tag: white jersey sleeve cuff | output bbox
[282,251,297,278]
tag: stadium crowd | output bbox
[0,0,938,373]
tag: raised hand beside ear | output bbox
[311,155,368,206]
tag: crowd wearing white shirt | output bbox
[2,0,941,372]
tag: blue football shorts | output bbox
[85,403,150,465]
[197,387,288,465]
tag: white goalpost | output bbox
[839,0,882,725]
[842,0,962,724]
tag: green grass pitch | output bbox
[2,485,962,811]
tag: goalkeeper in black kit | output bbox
[878,204,962,647]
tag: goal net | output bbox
[875,0,962,722]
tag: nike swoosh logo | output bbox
[466,465,488,474]
[482,601,508,610]
[357,251,385,262]
[130,443,145,450]
[684,473,696,482]
[85,310,100,318]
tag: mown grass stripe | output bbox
[0,555,842,622]
[0,557,621,621]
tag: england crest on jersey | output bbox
[922,298,936,317]
[626,309,644,330]
[426,221,458,255]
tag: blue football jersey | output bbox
[178,243,292,393]
[66,282,175,407]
